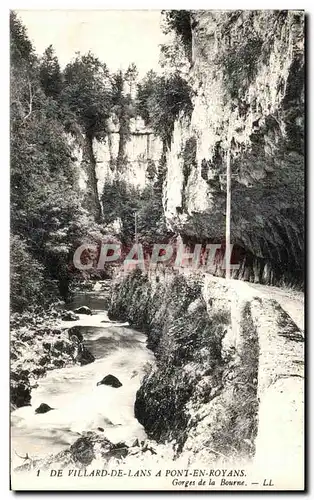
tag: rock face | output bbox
[93,117,163,195]
[76,344,95,366]
[71,117,163,220]
[96,374,123,388]
[109,269,304,468]
[70,435,96,466]
[67,326,84,342]
[10,371,31,409]
[163,11,304,287]
[13,432,136,472]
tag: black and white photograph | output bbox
[9,8,305,491]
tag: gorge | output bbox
[10,9,305,491]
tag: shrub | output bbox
[137,71,193,146]
[220,33,264,99]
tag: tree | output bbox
[136,70,192,145]
[61,52,111,139]
[161,10,193,62]
[101,180,141,244]
[10,235,53,312]
[10,11,34,66]
[136,70,158,125]
[10,13,103,309]
[39,45,62,100]
[110,69,137,168]
[101,177,171,248]
[125,62,138,96]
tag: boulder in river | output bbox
[97,374,123,388]
[69,433,128,466]
[76,345,95,366]
[70,436,95,466]
[68,326,84,342]
[11,380,31,408]
[38,355,50,366]
[61,311,80,321]
[35,403,54,414]
[32,367,46,377]
[73,306,92,315]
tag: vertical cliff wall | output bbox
[163,11,304,286]
[69,11,304,287]
[93,117,163,196]
[70,117,163,220]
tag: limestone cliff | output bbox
[70,11,304,287]
[93,117,163,196]
[70,118,163,220]
[163,11,304,287]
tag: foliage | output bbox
[136,70,157,125]
[10,12,103,310]
[161,10,192,62]
[136,71,192,145]
[101,180,140,244]
[110,68,137,167]
[181,136,197,207]
[215,13,266,99]
[101,177,171,246]
[10,235,54,312]
[39,45,62,100]
[137,185,170,244]
[222,34,264,99]
[159,38,189,73]
[10,11,34,66]
[61,52,111,139]
[124,63,138,91]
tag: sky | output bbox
[17,10,165,76]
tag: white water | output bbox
[11,290,154,469]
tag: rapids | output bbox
[11,287,154,469]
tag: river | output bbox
[11,286,154,469]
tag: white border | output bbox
[1,1,311,498]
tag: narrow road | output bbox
[248,283,304,332]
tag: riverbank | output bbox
[10,280,113,410]
[10,304,98,411]
[11,283,160,480]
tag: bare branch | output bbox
[22,78,33,122]
[14,450,31,461]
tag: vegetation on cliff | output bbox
[109,270,259,461]
[136,70,193,145]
